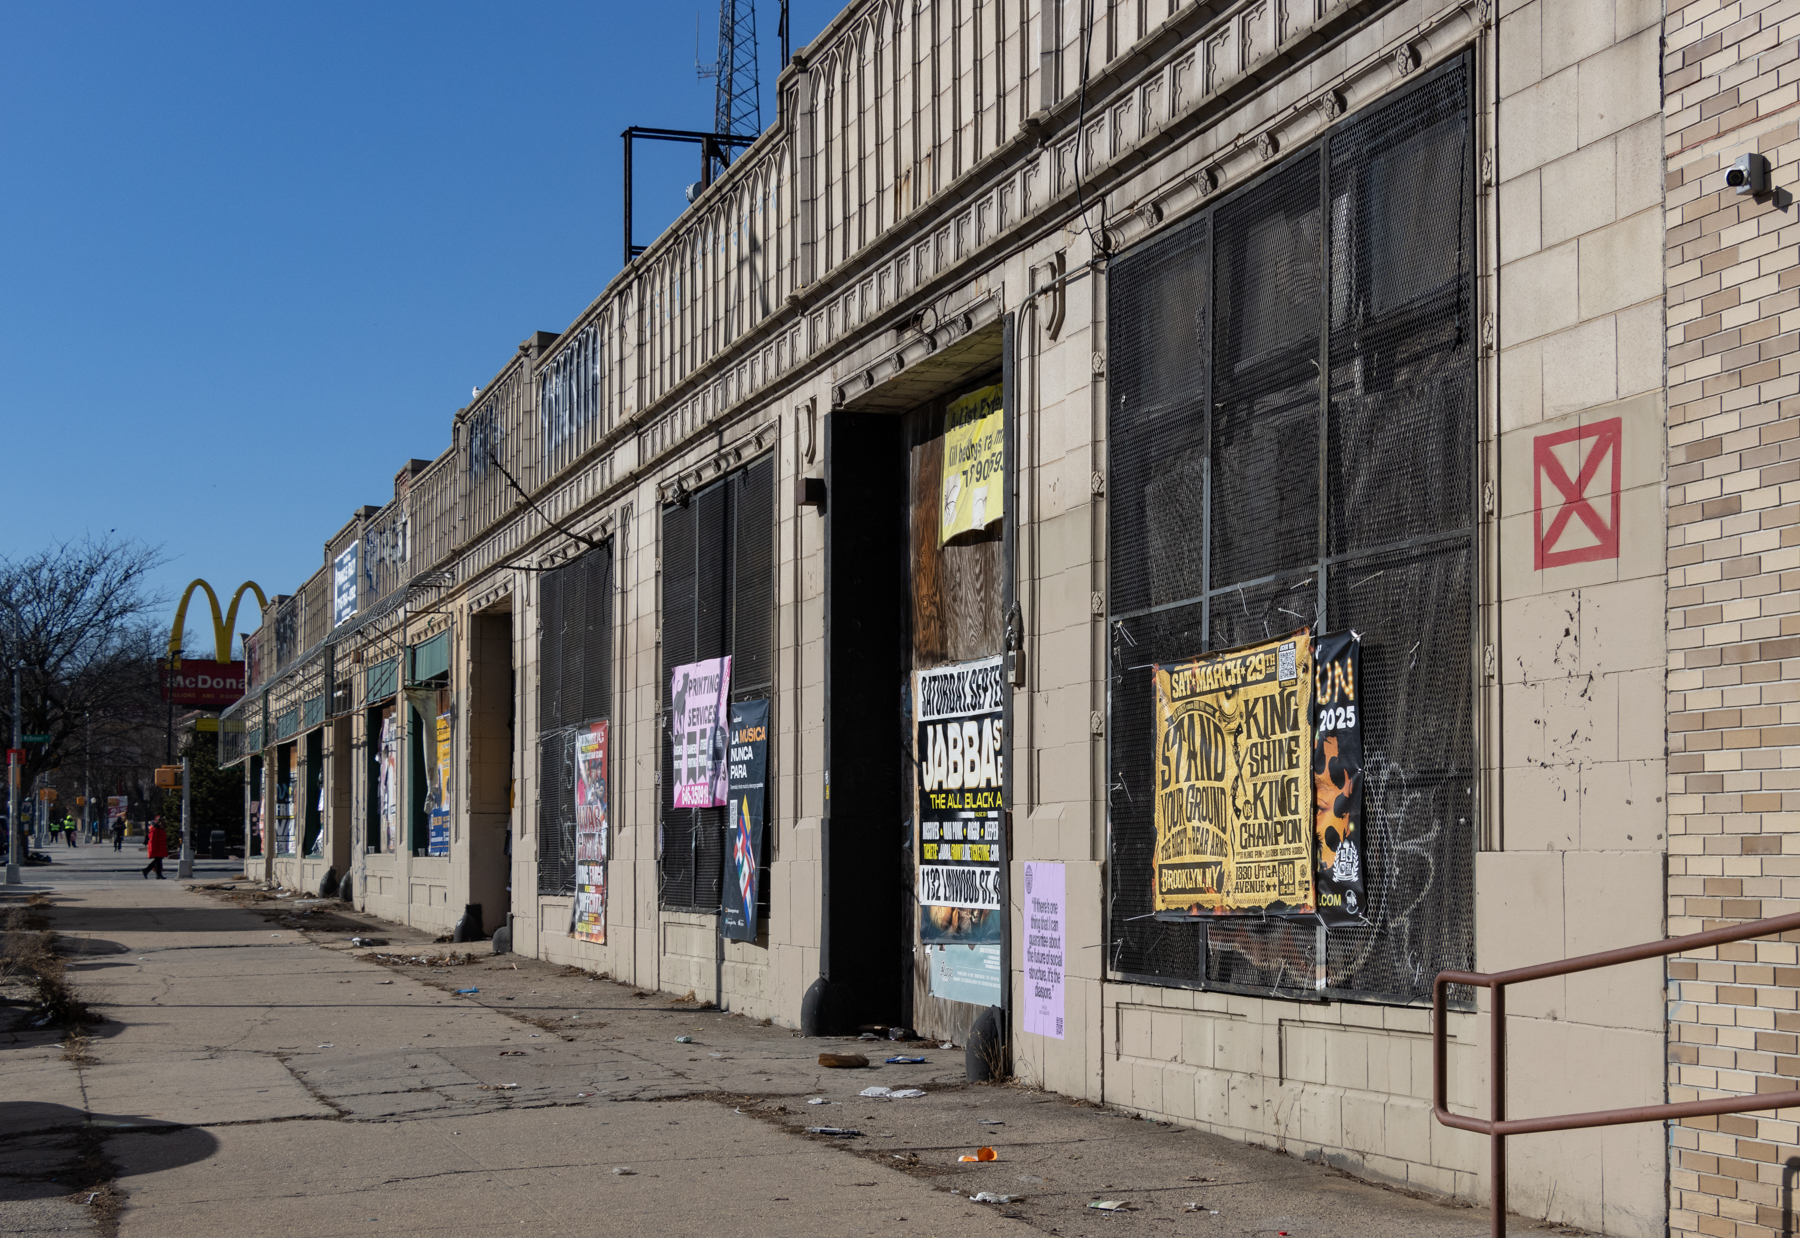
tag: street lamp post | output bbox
[177,754,193,879]
[7,660,21,885]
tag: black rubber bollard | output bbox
[800,977,850,1037]
[965,1006,1006,1082]
[453,903,484,943]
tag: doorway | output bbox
[330,717,352,877]
[469,606,515,934]
[902,382,1007,1044]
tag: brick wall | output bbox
[1664,2,1800,1236]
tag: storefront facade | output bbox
[220,2,1707,1234]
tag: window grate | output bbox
[1106,55,1477,1006]
[536,543,613,895]
[659,456,775,912]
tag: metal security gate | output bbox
[659,456,774,911]
[537,543,613,895]
[1106,54,1477,1004]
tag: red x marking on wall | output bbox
[1533,417,1621,570]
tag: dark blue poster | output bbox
[1311,631,1367,924]
[720,699,769,942]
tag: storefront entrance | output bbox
[814,327,1011,1043]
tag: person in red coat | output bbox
[142,818,168,880]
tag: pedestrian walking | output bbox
[141,818,168,879]
[112,818,125,851]
[63,817,76,849]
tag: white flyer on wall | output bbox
[1022,861,1065,1040]
[670,656,732,808]
[332,541,359,627]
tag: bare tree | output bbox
[0,538,169,794]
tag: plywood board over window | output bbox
[902,382,1005,1041]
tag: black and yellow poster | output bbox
[1152,632,1315,916]
[916,655,1005,943]
[1311,631,1367,923]
[939,384,1004,545]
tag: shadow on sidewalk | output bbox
[0,1101,219,1201]
[41,905,273,935]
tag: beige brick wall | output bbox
[1483,0,1668,1232]
[1664,2,1800,1235]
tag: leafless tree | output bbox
[0,538,169,796]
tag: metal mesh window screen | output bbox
[659,456,775,911]
[536,542,614,895]
[1107,216,1209,618]
[1210,152,1323,593]
[1106,55,1476,1005]
[733,459,776,695]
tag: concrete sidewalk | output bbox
[0,850,1584,1237]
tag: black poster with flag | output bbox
[720,699,769,942]
[1311,631,1367,924]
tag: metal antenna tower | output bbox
[696,0,760,176]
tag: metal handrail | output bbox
[1433,910,1800,1238]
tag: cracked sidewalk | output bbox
[0,854,1591,1236]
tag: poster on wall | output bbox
[916,655,1004,946]
[1152,632,1316,916]
[720,699,769,942]
[332,541,359,627]
[1022,861,1065,1040]
[575,721,609,851]
[940,383,1005,545]
[106,796,126,823]
[670,656,732,808]
[1311,631,1368,923]
[274,775,295,855]
[428,712,452,856]
[929,943,1002,1005]
[378,714,398,854]
[572,721,608,944]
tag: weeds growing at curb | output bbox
[61,1028,98,1067]
[2,908,99,1028]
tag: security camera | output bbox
[1727,152,1770,196]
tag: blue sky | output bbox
[0,1,836,646]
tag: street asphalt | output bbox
[0,843,1577,1237]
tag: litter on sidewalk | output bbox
[958,1147,998,1162]
[818,1052,868,1068]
